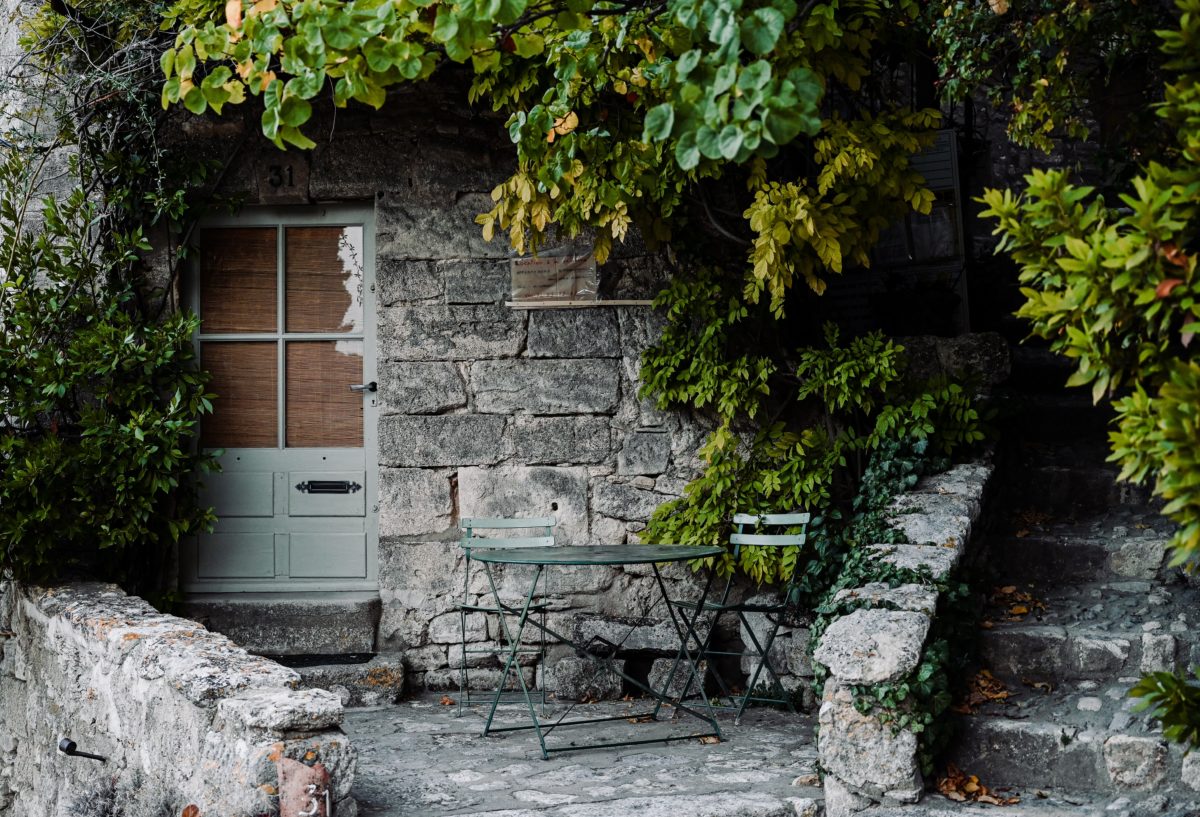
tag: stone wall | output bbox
[0,582,356,817]
[814,458,996,816]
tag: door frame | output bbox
[181,203,379,594]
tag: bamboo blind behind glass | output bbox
[286,341,364,447]
[200,228,277,333]
[286,226,363,333]
[200,342,278,448]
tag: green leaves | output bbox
[740,7,785,55]
[643,103,675,142]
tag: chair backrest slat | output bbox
[459,517,557,550]
[730,532,807,547]
[461,535,555,549]
[461,516,556,529]
[732,512,811,526]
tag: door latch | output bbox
[296,480,362,494]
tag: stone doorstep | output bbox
[181,594,381,656]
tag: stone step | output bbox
[979,624,1188,682]
[182,592,381,655]
[286,654,406,708]
[984,531,1169,584]
[1007,464,1153,516]
[993,392,1114,444]
[948,716,1196,798]
[869,789,1198,817]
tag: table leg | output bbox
[480,562,549,758]
[648,564,722,740]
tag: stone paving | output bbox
[344,693,824,816]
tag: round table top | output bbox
[469,544,725,566]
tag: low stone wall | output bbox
[0,582,355,817]
[814,458,995,816]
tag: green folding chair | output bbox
[671,512,811,723]
[455,516,556,715]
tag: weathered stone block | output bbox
[1182,750,1200,791]
[1103,735,1168,790]
[296,655,406,707]
[814,609,930,684]
[1109,537,1167,580]
[818,682,921,798]
[868,544,957,580]
[379,414,509,467]
[458,465,588,545]
[511,415,611,465]
[378,361,467,415]
[527,309,621,358]
[544,656,626,701]
[428,610,487,645]
[379,304,524,361]
[832,582,939,616]
[648,657,708,699]
[1071,634,1131,675]
[1140,633,1177,673]
[183,595,380,656]
[592,480,670,522]
[471,358,620,415]
[444,260,510,304]
[377,258,444,305]
[887,511,971,549]
[217,687,344,732]
[379,468,453,537]
[573,616,705,655]
[377,191,512,259]
[618,427,672,475]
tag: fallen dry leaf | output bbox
[980,620,995,630]
[182,806,200,817]
[439,695,455,706]
[954,669,1014,713]
[698,735,722,745]
[936,763,1020,806]
[1021,678,1054,694]
[1014,528,1030,538]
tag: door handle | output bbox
[349,381,377,393]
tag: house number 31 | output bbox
[268,164,295,188]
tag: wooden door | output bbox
[182,206,378,592]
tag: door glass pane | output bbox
[201,342,278,448]
[286,340,363,447]
[200,228,277,333]
[285,226,364,333]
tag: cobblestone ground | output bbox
[344,693,823,816]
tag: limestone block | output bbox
[738,592,793,678]
[1102,734,1168,790]
[511,415,611,465]
[1071,635,1132,675]
[1109,537,1167,580]
[217,687,344,732]
[868,544,957,580]
[889,492,976,522]
[296,656,406,707]
[818,683,921,798]
[832,582,939,616]
[378,361,467,415]
[592,480,670,522]
[573,616,707,655]
[528,309,621,358]
[444,260,510,304]
[1182,750,1200,791]
[814,609,930,684]
[648,657,708,698]
[446,641,501,670]
[376,191,512,259]
[379,414,509,467]
[377,258,444,305]
[471,358,620,415]
[887,510,971,549]
[379,468,453,537]
[424,665,535,692]
[379,304,524,361]
[813,776,874,817]
[618,427,672,475]
[1140,633,1177,673]
[458,465,589,545]
[545,656,626,701]
[428,611,486,644]
[786,638,814,678]
[405,644,449,671]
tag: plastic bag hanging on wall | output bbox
[510,254,598,303]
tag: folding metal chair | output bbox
[673,512,811,723]
[455,516,556,715]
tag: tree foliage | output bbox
[1,1,219,598]
[979,0,1200,567]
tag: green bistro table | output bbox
[470,544,726,759]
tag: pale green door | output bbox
[182,206,378,593]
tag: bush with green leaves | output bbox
[0,152,217,594]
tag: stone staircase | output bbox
[937,343,1200,814]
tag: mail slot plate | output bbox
[290,471,366,517]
